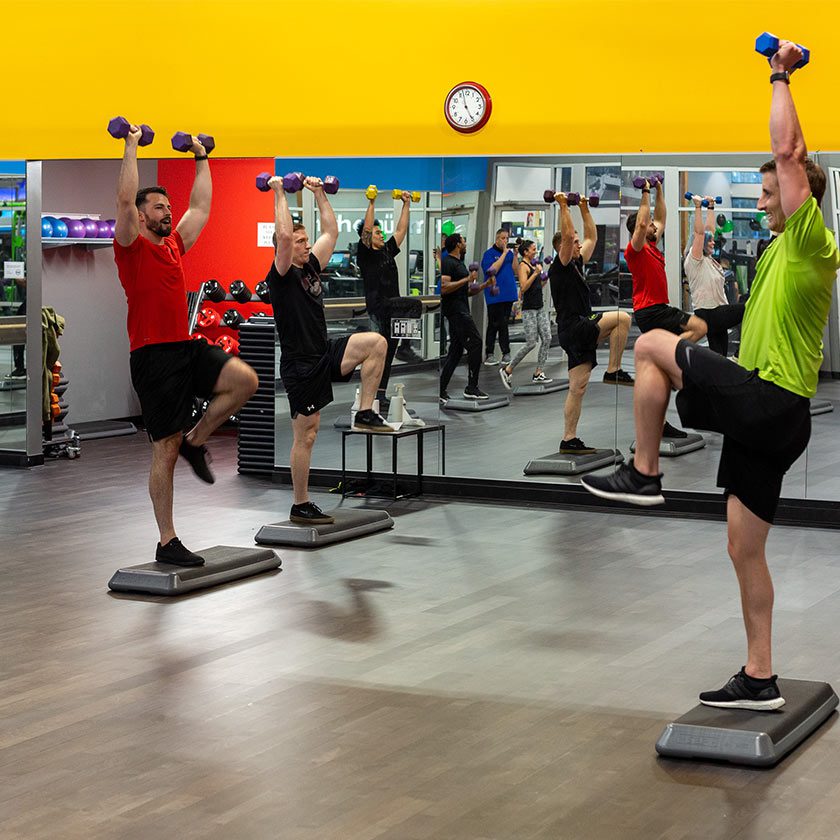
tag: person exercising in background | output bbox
[480,228,518,365]
[357,189,413,412]
[550,192,633,454]
[439,233,492,401]
[499,240,552,388]
[684,194,745,356]
[113,123,258,567]
[583,41,840,710]
[266,176,389,526]
[626,176,707,437]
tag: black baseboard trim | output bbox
[264,467,840,530]
[0,450,44,468]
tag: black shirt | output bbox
[549,256,590,327]
[357,236,401,314]
[521,265,544,311]
[441,253,470,317]
[266,253,328,363]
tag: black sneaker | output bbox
[155,537,205,566]
[439,390,451,405]
[352,409,394,433]
[662,421,688,439]
[179,437,215,484]
[603,369,635,386]
[290,501,335,525]
[699,667,785,711]
[463,385,489,400]
[559,437,597,454]
[395,347,423,363]
[9,368,26,379]
[580,459,665,506]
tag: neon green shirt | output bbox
[739,196,840,397]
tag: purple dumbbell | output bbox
[171,131,216,154]
[632,175,662,190]
[543,189,556,203]
[256,172,273,192]
[323,175,340,195]
[468,262,480,272]
[107,116,155,146]
[282,172,306,193]
[544,256,553,265]
[540,271,549,282]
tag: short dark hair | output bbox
[626,212,638,235]
[552,231,563,252]
[759,157,827,205]
[495,228,508,237]
[444,233,462,253]
[355,219,381,237]
[517,239,534,257]
[135,186,169,208]
[272,223,307,248]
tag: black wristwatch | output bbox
[195,154,209,161]
[769,71,790,85]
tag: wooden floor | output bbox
[2,433,840,839]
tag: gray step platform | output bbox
[524,449,624,476]
[631,433,705,457]
[656,679,837,766]
[512,379,569,396]
[74,420,138,440]
[810,399,833,416]
[108,546,280,596]
[442,395,511,412]
[255,507,393,547]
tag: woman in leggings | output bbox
[499,240,552,389]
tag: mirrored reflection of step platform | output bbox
[256,508,393,547]
[512,379,569,397]
[524,449,624,476]
[656,679,838,767]
[108,546,281,596]
[631,433,705,457]
[810,399,833,416]
[441,395,511,412]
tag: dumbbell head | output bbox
[365,184,379,201]
[216,335,240,355]
[229,279,252,303]
[255,172,274,192]
[489,284,500,296]
[107,116,154,146]
[543,189,556,203]
[203,279,226,302]
[197,308,221,328]
[566,192,582,206]
[191,332,209,343]
[485,265,497,277]
[544,256,553,265]
[282,172,305,193]
[540,271,549,282]
[323,175,340,195]
[468,262,480,272]
[197,133,215,154]
[170,132,193,153]
[588,194,600,208]
[222,309,245,330]
[255,280,271,303]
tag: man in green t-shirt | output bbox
[582,40,840,711]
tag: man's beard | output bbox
[148,218,172,236]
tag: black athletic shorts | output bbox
[280,336,353,418]
[674,339,810,524]
[557,314,602,370]
[130,339,231,441]
[635,303,692,335]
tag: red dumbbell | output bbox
[197,308,221,328]
[216,335,240,355]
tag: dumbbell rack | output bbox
[236,318,276,475]
[44,364,81,459]
[190,281,273,355]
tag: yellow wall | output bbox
[8,0,840,159]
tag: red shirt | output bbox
[625,241,668,311]
[113,230,190,351]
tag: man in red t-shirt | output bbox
[113,123,258,566]
[625,177,706,342]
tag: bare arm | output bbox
[114,126,141,247]
[175,136,212,252]
[270,177,293,276]
[579,196,598,263]
[518,259,540,293]
[393,192,411,248]
[652,179,666,242]
[557,194,575,265]
[361,188,376,248]
[308,178,338,268]
[440,273,472,295]
[630,187,651,252]
[690,195,705,260]
[769,42,811,216]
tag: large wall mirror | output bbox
[0,163,27,454]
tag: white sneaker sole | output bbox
[351,424,396,434]
[580,481,665,506]
[699,697,786,711]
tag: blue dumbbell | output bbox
[685,192,723,208]
[755,32,810,70]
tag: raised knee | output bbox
[634,331,655,360]
[619,311,631,326]
[242,366,260,397]
[374,334,388,356]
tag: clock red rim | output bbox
[444,81,492,134]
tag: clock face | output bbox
[445,82,492,134]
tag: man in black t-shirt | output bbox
[265,176,390,525]
[549,193,633,453]
[357,189,413,410]
[439,233,492,402]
